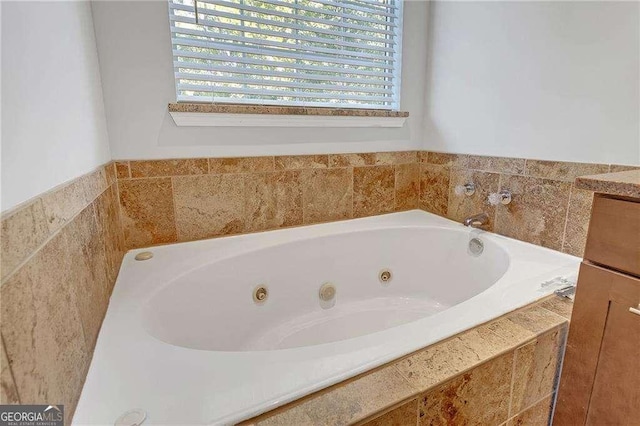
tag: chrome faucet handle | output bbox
[488,190,512,206]
[454,182,476,196]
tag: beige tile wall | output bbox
[116,151,638,257]
[419,152,639,256]
[241,296,573,426]
[0,163,125,424]
[115,152,420,249]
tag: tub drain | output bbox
[469,238,484,256]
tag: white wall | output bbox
[425,1,640,165]
[90,0,428,160]
[1,1,112,212]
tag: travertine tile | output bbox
[419,164,449,216]
[275,155,329,170]
[395,324,512,392]
[539,296,573,320]
[561,185,593,257]
[395,163,419,211]
[487,306,567,343]
[169,103,408,117]
[426,152,468,168]
[80,168,108,204]
[609,164,639,172]
[524,160,609,182]
[173,174,245,241]
[0,231,88,413]
[254,366,416,426]
[118,178,177,248]
[41,177,91,233]
[417,351,513,425]
[62,205,109,350]
[467,155,526,175]
[394,340,466,392]
[130,159,208,178]
[455,323,517,358]
[329,153,376,168]
[1,338,19,404]
[302,168,353,224]
[115,161,130,179]
[104,163,117,187]
[575,169,640,201]
[94,186,126,288]
[362,398,418,426]
[244,171,302,232]
[507,394,553,426]
[209,157,275,174]
[353,165,395,217]
[1,199,49,281]
[510,329,564,415]
[375,151,417,165]
[494,175,571,251]
[447,169,500,230]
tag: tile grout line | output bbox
[507,343,519,417]
[505,391,556,423]
[170,176,180,244]
[559,183,574,253]
[113,163,127,252]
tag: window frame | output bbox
[167,0,405,112]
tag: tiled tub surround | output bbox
[418,152,639,257]
[0,163,125,423]
[115,152,420,249]
[242,296,573,426]
[115,151,639,257]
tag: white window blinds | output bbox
[168,0,403,110]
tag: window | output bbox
[168,0,403,110]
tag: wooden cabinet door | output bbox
[586,292,640,424]
[554,262,640,426]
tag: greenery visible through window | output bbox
[168,0,403,110]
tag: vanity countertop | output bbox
[575,169,640,199]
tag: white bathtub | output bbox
[74,210,579,425]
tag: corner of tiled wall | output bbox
[418,151,638,257]
[0,162,125,424]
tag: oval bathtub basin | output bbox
[74,210,580,425]
[143,227,509,351]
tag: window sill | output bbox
[168,103,409,128]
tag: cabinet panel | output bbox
[586,299,640,425]
[554,262,640,426]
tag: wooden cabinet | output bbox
[554,195,640,426]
